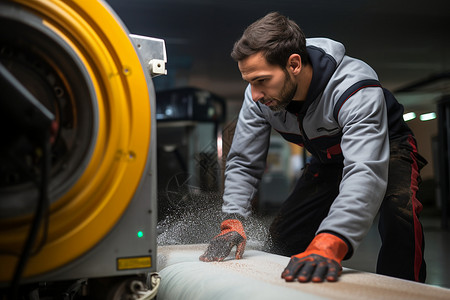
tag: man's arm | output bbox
[200,85,271,262]
[222,85,272,217]
[282,86,389,283]
[319,86,390,256]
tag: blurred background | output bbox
[106,0,450,219]
[107,0,450,287]
[2,1,449,298]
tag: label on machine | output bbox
[116,256,152,270]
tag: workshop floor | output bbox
[343,213,450,289]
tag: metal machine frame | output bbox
[0,1,166,296]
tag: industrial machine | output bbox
[0,0,165,298]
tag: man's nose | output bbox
[251,86,264,102]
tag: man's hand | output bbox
[199,219,246,262]
[281,233,348,283]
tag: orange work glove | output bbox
[199,219,247,262]
[281,233,348,283]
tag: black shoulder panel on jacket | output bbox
[333,79,381,122]
[332,80,413,140]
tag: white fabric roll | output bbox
[157,244,450,300]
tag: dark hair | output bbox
[231,12,309,67]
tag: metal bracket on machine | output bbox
[129,34,167,77]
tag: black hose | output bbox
[9,133,51,299]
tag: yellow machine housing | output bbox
[0,0,164,285]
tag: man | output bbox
[199,12,427,284]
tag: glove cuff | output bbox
[305,233,348,263]
[220,219,247,240]
[221,212,246,223]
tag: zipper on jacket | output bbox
[296,113,324,163]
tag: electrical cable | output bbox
[9,132,51,299]
[137,273,161,300]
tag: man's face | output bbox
[238,52,297,111]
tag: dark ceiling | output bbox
[106,0,450,113]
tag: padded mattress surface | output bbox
[157,244,450,300]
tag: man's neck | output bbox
[293,64,313,102]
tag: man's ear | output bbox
[287,54,302,75]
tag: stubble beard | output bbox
[263,72,297,112]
